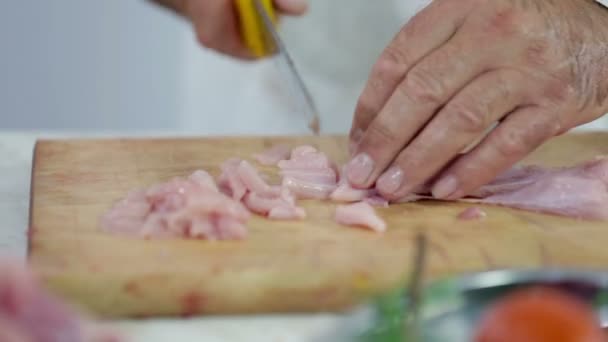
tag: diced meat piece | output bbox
[268,205,307,220]
[217,158,247,201]
[329,167,374,202]
[458,207,487,220]
[101,170,250,240]
[279,185,297,206]
[243,192,301,216]
[280,168,337,184]
[290,145,318,158]
[212,216,249,240]
[363,195,390,208]
[334,202,387,233]
[278,146,336,174]
[277,145,338,201]
[330,182,374,202]
[219,157,304,220]
[188,170,219,192]
[219,158,280,199]
[243,189,305,220]
[282,177,336,200]
[278,156,335,171]
[253,144,291,165]
[99,190,151,236]
[394,193,433,203]
[236,160,281,198]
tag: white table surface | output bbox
[0,131,350,342]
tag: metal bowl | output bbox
[320,268,608,342]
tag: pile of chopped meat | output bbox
[101,145,385,239]
[100,170,250,240]
[218,158,306,220]
[101,143,608,240]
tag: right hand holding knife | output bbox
[149,0,308,59]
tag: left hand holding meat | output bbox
[346,0,608,201]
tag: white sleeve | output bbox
[597,0,608,8]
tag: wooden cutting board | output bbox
[28,133,608,319]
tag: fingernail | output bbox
[346,153,374,185]
[377,166,404,195]
[432,175,460,199]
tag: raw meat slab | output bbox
[28,133,608,318]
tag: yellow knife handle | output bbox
[235,0,277,58]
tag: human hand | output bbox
[151,0,308,59]
[346,0,608,201]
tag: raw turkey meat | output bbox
[235,160,281,198]
[278,145,339,199]
[253,144,291,165]
[363,195,390,208]
[330,167,376,202]
[243,192,306,220]
[100,170,250,240]
[101,144,608,242]
[384,157,608,221]
[217,158,247,201]
[458,207,487,221]
[281,177,336,200]
[463,157,608,220]
[334,202,387,233]
[218,159,306,221]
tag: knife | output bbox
[235,0,321,135]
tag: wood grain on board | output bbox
[28,133,608,318]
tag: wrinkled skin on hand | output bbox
[152,0,308,59]
[346,0,608,201]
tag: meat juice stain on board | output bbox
[179,292,207,317]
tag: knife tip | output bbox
[309,116,320,135]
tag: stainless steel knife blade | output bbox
[252,0,321,135]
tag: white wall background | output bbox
[0,1,606,134]
[0,1,189,132]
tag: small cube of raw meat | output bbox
[253,144,291,165]
[334,202,387,233]
[458,207,487,220]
